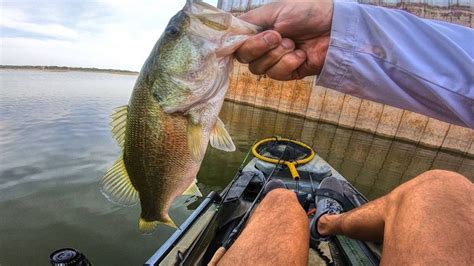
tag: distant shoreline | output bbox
[0,65,139,75]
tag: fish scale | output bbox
[100,0,259,234]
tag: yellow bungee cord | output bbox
[251,137,316,181]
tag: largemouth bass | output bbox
[100,0,259,234]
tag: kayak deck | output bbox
[145,152,381,265]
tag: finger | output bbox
[239,3,280,29]
[248,38,295,75]
[266,50,307,81]
[295,60,320,80]
[295,35,331,77]
[235,30,281,64]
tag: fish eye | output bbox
[166,26,180,37]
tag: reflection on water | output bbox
[219,102,473,199]
[0,70,472,265]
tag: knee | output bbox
[388,170,471,205]
[420,170,472,196]
[419,169,469,186]
[264,188,297,203]
[262,189,307,218]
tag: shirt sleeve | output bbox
[317,2,474,128]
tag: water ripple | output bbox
[0,69,472,265]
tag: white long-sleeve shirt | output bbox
[318,2,474,128]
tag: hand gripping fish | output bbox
[100,0,259,233]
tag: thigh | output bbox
[218,189,309,266]
[382,170,474,265]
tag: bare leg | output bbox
[318,170,474,265]
[218,189,309,266]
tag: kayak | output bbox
[145,138,382,265]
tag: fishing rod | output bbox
[217,140,257,206]
[208,137,320,265]
[185,137,310,264]
[220,138,290,250]
[178,141,257,265]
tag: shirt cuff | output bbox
[317,2,360,90]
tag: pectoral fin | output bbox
[187,121,207,162]
[210,118,236,152]
[183,179,202,197]
[100,156,139,206]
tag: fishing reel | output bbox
[49,248,91,266]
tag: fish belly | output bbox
[124,99,202,223]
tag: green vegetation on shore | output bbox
[0,65,139,75]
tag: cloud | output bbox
[0,0,219,71]
[1,9,80,40]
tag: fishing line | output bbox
[284,81,301,139]
[178,141,257,264]
[308,88,329,149]
[217,140,256,205]
[222,138,289,249]
[247,73,262,141]
[296,178,300,195]
[271,83,286,134]
[276,80,312,194]
[299,79,314,139]
[309,172,315,194]
[226,63,243,138]
[181,142,255,206]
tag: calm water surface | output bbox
[1,69,472,265]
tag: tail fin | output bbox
[139,217,178,234]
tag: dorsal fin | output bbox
[100,156,139,206]
[110,105,128,148]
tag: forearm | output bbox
[318,2,474,128]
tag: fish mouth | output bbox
[184,0,233,33]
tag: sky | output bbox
[0,0,219,71]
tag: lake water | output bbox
[0,69,472,265]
